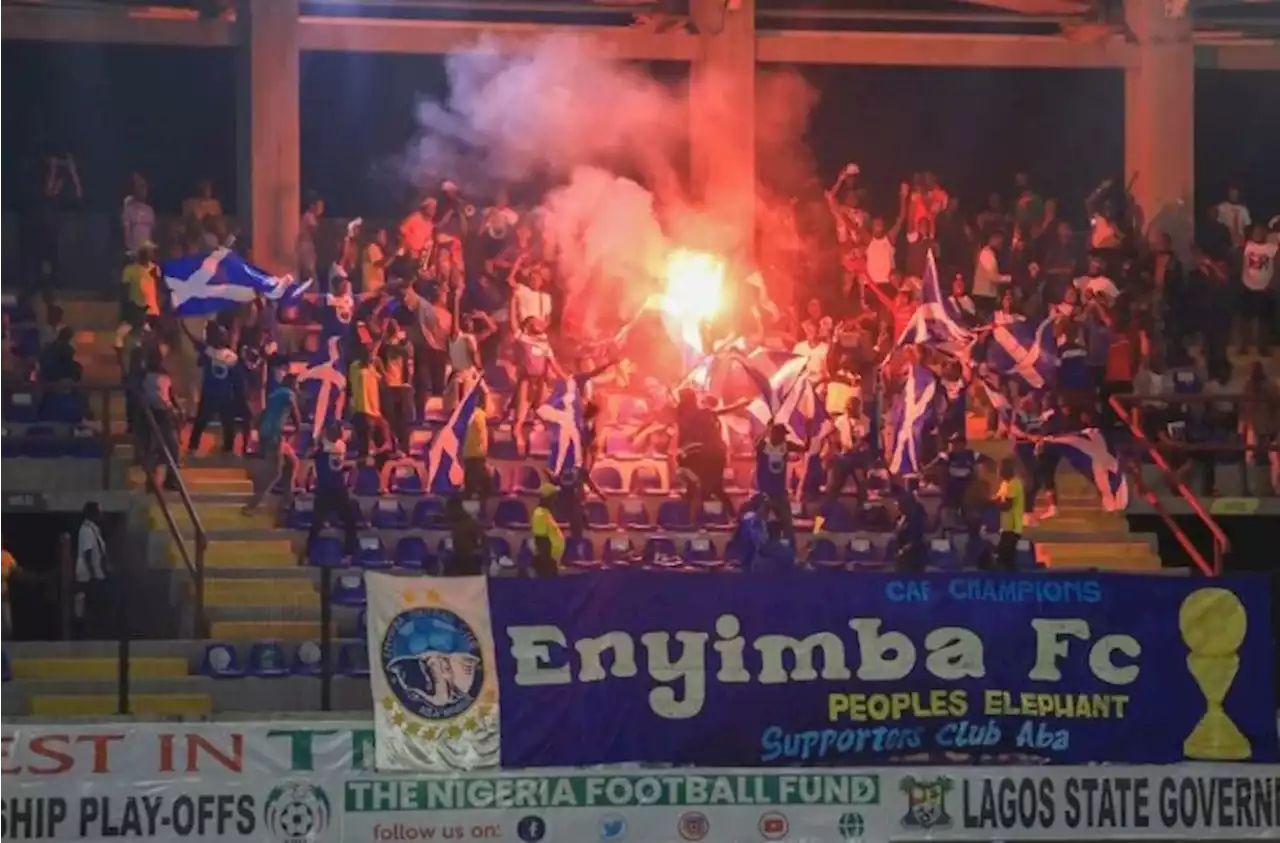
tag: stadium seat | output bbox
[356,535,391,569]
[617,499,653,531]
[583,500,614,530]
[489,426,519,461]
[722,466,747,496]
[199,643,244,678]
[436,536,456,559]
[356,610,367,638]
[564,537,595,564]
[790,499,814,532]
[604,431,640,460]
[1015,538,1040,571]
[697,500,733,531]
[847,537,880,567]
[928,536,961,570]
[515,537,536,572]
[371,499,409,529]
[487,536,514,562]
[603,535,638,566]
[307,536,345,567]
[643,536,679,564]
[388,462,424,496]
[657,499,693,531]
[591,465,625,494]
[411,498,447,529]
[39,388,84,424]
[683,535,717,563]
[630,465,665,494]
[293,641,324,676]
[395,536,431,571]
[408,428,433,457]
[516,465,543,494]
[816,501,855,533]
[286,498,315,530]
[808,539,845,569]
[494,497,531,529]
[248,642,291,678]
[331,573,367,607]
[353,466,382,496]
[68,425,102,458]
[528,426,552,459]
[338,641,370,677]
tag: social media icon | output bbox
[759,812,789,841]
[678,812,710,841]
[600,814,628,841]
[517,815,547,843]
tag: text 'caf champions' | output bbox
[507,615,1139,719]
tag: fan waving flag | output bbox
[162,248,309,317]
[986,317,1058,391]
[886,363,939,475]
[736,352,822,442]
[366,573,499,771]
[895,251,975,358]
[296,336,347,439]
[425,377,484,495]
[537,378,584,479]
[1034,428,1130,512]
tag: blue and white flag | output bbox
[986,317,1058,391]
[895,251,975,358]
[537,378,584,479]
[1037,428,1130,512]
[425,377,484,495]
[162,248,309,317]
[739,353,822,442]
[297,336,346,439]
[886,363,939,475]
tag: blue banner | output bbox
[489,573,1276,768]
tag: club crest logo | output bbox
[899,775,954,830]
[381,607,484,720]
[263,782,331,843]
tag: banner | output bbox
[366,573,500,771]
[487,573,1278,768]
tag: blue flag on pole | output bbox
[425,377,484,495]
[297,336,346,439]
[986,317,1058,391]
[537,378,584,479]
[738,353,822,442]
[895,251,975,358]
[1023,428,1130,512]
[886,363,939,475]
[162,248,309,317]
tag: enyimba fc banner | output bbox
[487,572,1277,768]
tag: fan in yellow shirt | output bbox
[530,484,565,577]
[121,242,160,317]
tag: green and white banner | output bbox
[2,721,1276,841]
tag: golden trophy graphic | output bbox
[1179,588,1252,760]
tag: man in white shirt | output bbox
[1241,223,1278,354]
[403,284,453,401]
[121,174,155,258]
[1216,186,1251,247]
[972,230,1010,313]
[75,502,109,639]
[508,259,553,331]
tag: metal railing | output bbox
[136,396,208,637]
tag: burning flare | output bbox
[659,248,725,354]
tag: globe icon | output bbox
[838,812,865,841]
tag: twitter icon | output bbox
[599,814,628,842]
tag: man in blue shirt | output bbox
[890,483,928,573]
[244,374,301,516]
[183,323,243,454]
[755,423,803,545]
[307,422,360,562]
[933,433,981,530]
[731,495,796,573]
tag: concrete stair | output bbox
[29,694,212,717]
[11,656,189,682]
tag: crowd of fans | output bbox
[5,154,1280,577]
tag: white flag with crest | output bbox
[366,573,500,771]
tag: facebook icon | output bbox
[517,815,547,843]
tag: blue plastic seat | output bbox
[816,501,855,533]
[293,641,324,676]
[494,497,531,529]
[387,462,424,496]
[603,535,637,565]
[583,500,614,530]
[247,641,291,678]
[698,500,732,531]
[808,538,844,568]
[4,390,38,424]
[356,609,368,638]
[616,499,653,531]
[630,465,665,495]
[353,466,381,496]
[332,572,367,606]
[395,536,430,571]
[591,465,625,494]
[846,537,880,566]
[436,536,456,559]
[643,536,679,564]
[371,499,409,529]
[489,426,519,460]
[411,498,447,529]
[516,465,543,494]
[287,498,315,530]
[683,535,717,563]
[338,641,370,677]
[67,425,102,458]
[307,535,345,567]
[199,643,244,678]
[487,536,514,562]
[39,389,84,424]
[357,535,391,569]
[928,536,961,570]
[657,499,693,532]
[528,425,552,459]
[564,537,596,564]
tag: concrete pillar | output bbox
[236,0,300,275]
[689,0,756,252]
[1124,0,1194,249]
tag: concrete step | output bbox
[203,578,318,608]
[11,656,189,682]
[151,502,276,533]
[169,539,297,569]
[210,620,337,640]
[29,694,212,717]
[1037,540,1162,572]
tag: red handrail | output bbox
[1108,395,1228,576]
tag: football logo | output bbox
[381,608,484,720]
[263,782,331,843]
[678,811,710,841]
